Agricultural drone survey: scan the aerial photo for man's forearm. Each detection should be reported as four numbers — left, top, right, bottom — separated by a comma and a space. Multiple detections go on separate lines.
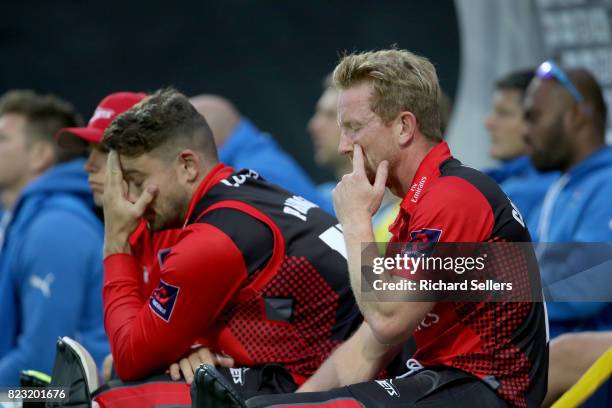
298, 323, 398, 392
342, 220, 434, 346
342, 220, 375, 312
343, 221, 404, 322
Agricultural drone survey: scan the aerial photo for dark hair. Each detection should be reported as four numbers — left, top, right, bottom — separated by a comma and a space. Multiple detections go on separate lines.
568, 68, 608, 137
0, 89, 83, 163
103, 88, 218, 161
495, 69, 535, 94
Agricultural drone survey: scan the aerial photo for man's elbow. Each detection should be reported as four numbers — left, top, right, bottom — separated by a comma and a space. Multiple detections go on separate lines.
112, 352, 148, 382
112, 359, 137, 382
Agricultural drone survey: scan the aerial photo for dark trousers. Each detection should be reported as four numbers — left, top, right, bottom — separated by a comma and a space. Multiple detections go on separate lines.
246, 368, 507, 408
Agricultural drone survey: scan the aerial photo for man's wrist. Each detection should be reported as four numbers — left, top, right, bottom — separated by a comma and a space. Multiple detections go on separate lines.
104, 236, 131, 257
341, 218, 373, 240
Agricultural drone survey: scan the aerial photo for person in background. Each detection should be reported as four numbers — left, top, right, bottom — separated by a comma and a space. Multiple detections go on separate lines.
524, 61, 612, 337
484, 69, 557, 237
190, 95, 333, 214
0, 90, 108, 385
524, 61, 612, 406
308, 74, 352, 199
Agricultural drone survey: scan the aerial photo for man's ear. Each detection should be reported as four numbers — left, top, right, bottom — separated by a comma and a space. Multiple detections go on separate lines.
397, 111, 417, 146
176, 149, 201, 184
570, 102, 592, 131
28, 141, 55, 175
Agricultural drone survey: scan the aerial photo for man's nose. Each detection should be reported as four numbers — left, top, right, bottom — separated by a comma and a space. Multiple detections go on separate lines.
337, 132, 353, 156
84, 152, 96, 173
127, 187, 139, 204
307, 115, 318, 136
484, 114, 495, 131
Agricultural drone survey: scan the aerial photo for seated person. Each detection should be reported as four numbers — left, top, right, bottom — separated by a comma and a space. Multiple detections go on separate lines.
484, 68, 557, 237
99, 88, 361, 397
0, 90, 107, 385
202, 48, 549, 408
190, 95, 333, 213
56, 91, 184, 382
523, 62, 612, 337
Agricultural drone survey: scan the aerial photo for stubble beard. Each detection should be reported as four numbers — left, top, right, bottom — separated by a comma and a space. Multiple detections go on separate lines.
148, 190, 189, 232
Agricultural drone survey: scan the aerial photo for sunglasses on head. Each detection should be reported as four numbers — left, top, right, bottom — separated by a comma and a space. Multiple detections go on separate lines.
535, 60, 585, 103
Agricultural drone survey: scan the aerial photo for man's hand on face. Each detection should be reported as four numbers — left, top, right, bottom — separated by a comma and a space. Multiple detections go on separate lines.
169, 347, 235, 384
103, 150, 158, 256
332, 145, 388, 228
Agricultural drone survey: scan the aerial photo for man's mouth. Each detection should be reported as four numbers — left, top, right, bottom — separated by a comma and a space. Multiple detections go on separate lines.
89, 182, 103, 193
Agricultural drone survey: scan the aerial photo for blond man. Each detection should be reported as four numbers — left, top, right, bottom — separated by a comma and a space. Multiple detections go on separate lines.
196, 49, 548, 408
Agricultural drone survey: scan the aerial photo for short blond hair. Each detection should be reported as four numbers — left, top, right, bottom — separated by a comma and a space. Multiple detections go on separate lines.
333, 49, 442, 141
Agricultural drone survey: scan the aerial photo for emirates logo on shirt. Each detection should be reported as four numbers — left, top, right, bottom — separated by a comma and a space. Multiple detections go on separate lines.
410, 176, 428, 203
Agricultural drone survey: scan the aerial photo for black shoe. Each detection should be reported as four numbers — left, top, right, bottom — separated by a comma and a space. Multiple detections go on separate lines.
191, 364, 247, 408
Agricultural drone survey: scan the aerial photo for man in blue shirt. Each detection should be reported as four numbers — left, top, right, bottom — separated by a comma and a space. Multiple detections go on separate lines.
524, 62, 612, 338
0, 90, 108, 385
190, 95, 333, 213
484, 69, 557, 236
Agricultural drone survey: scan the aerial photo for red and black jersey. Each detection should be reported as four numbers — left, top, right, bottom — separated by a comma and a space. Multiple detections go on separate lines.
389, 142, 548, 407
129, 221, 181, 302
104, 164, 360, 384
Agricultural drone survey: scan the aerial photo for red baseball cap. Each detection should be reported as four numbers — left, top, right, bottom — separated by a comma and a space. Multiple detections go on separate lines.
56, 91, 147, 151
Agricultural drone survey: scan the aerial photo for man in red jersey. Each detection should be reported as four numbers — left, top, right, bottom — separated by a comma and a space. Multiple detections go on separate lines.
56, 92, 186, 380
100, 88, 360, 395
209, 49, 548, 408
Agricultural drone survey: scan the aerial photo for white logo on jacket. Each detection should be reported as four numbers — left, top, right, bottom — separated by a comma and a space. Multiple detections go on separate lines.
220, 170, 260, 187
29, 273, 54, 298
283, 196, 317, 221
375, 379, 400, 397
230, 367, 250, 385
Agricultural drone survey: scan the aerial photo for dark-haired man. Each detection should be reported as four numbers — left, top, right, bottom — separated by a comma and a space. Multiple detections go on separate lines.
56, 92, 180, 304
524, 61, 612, 337
0, 90, 108, 385
55, 91, 185, 381
523, 62, 612, 405
100, 88, 360, 395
